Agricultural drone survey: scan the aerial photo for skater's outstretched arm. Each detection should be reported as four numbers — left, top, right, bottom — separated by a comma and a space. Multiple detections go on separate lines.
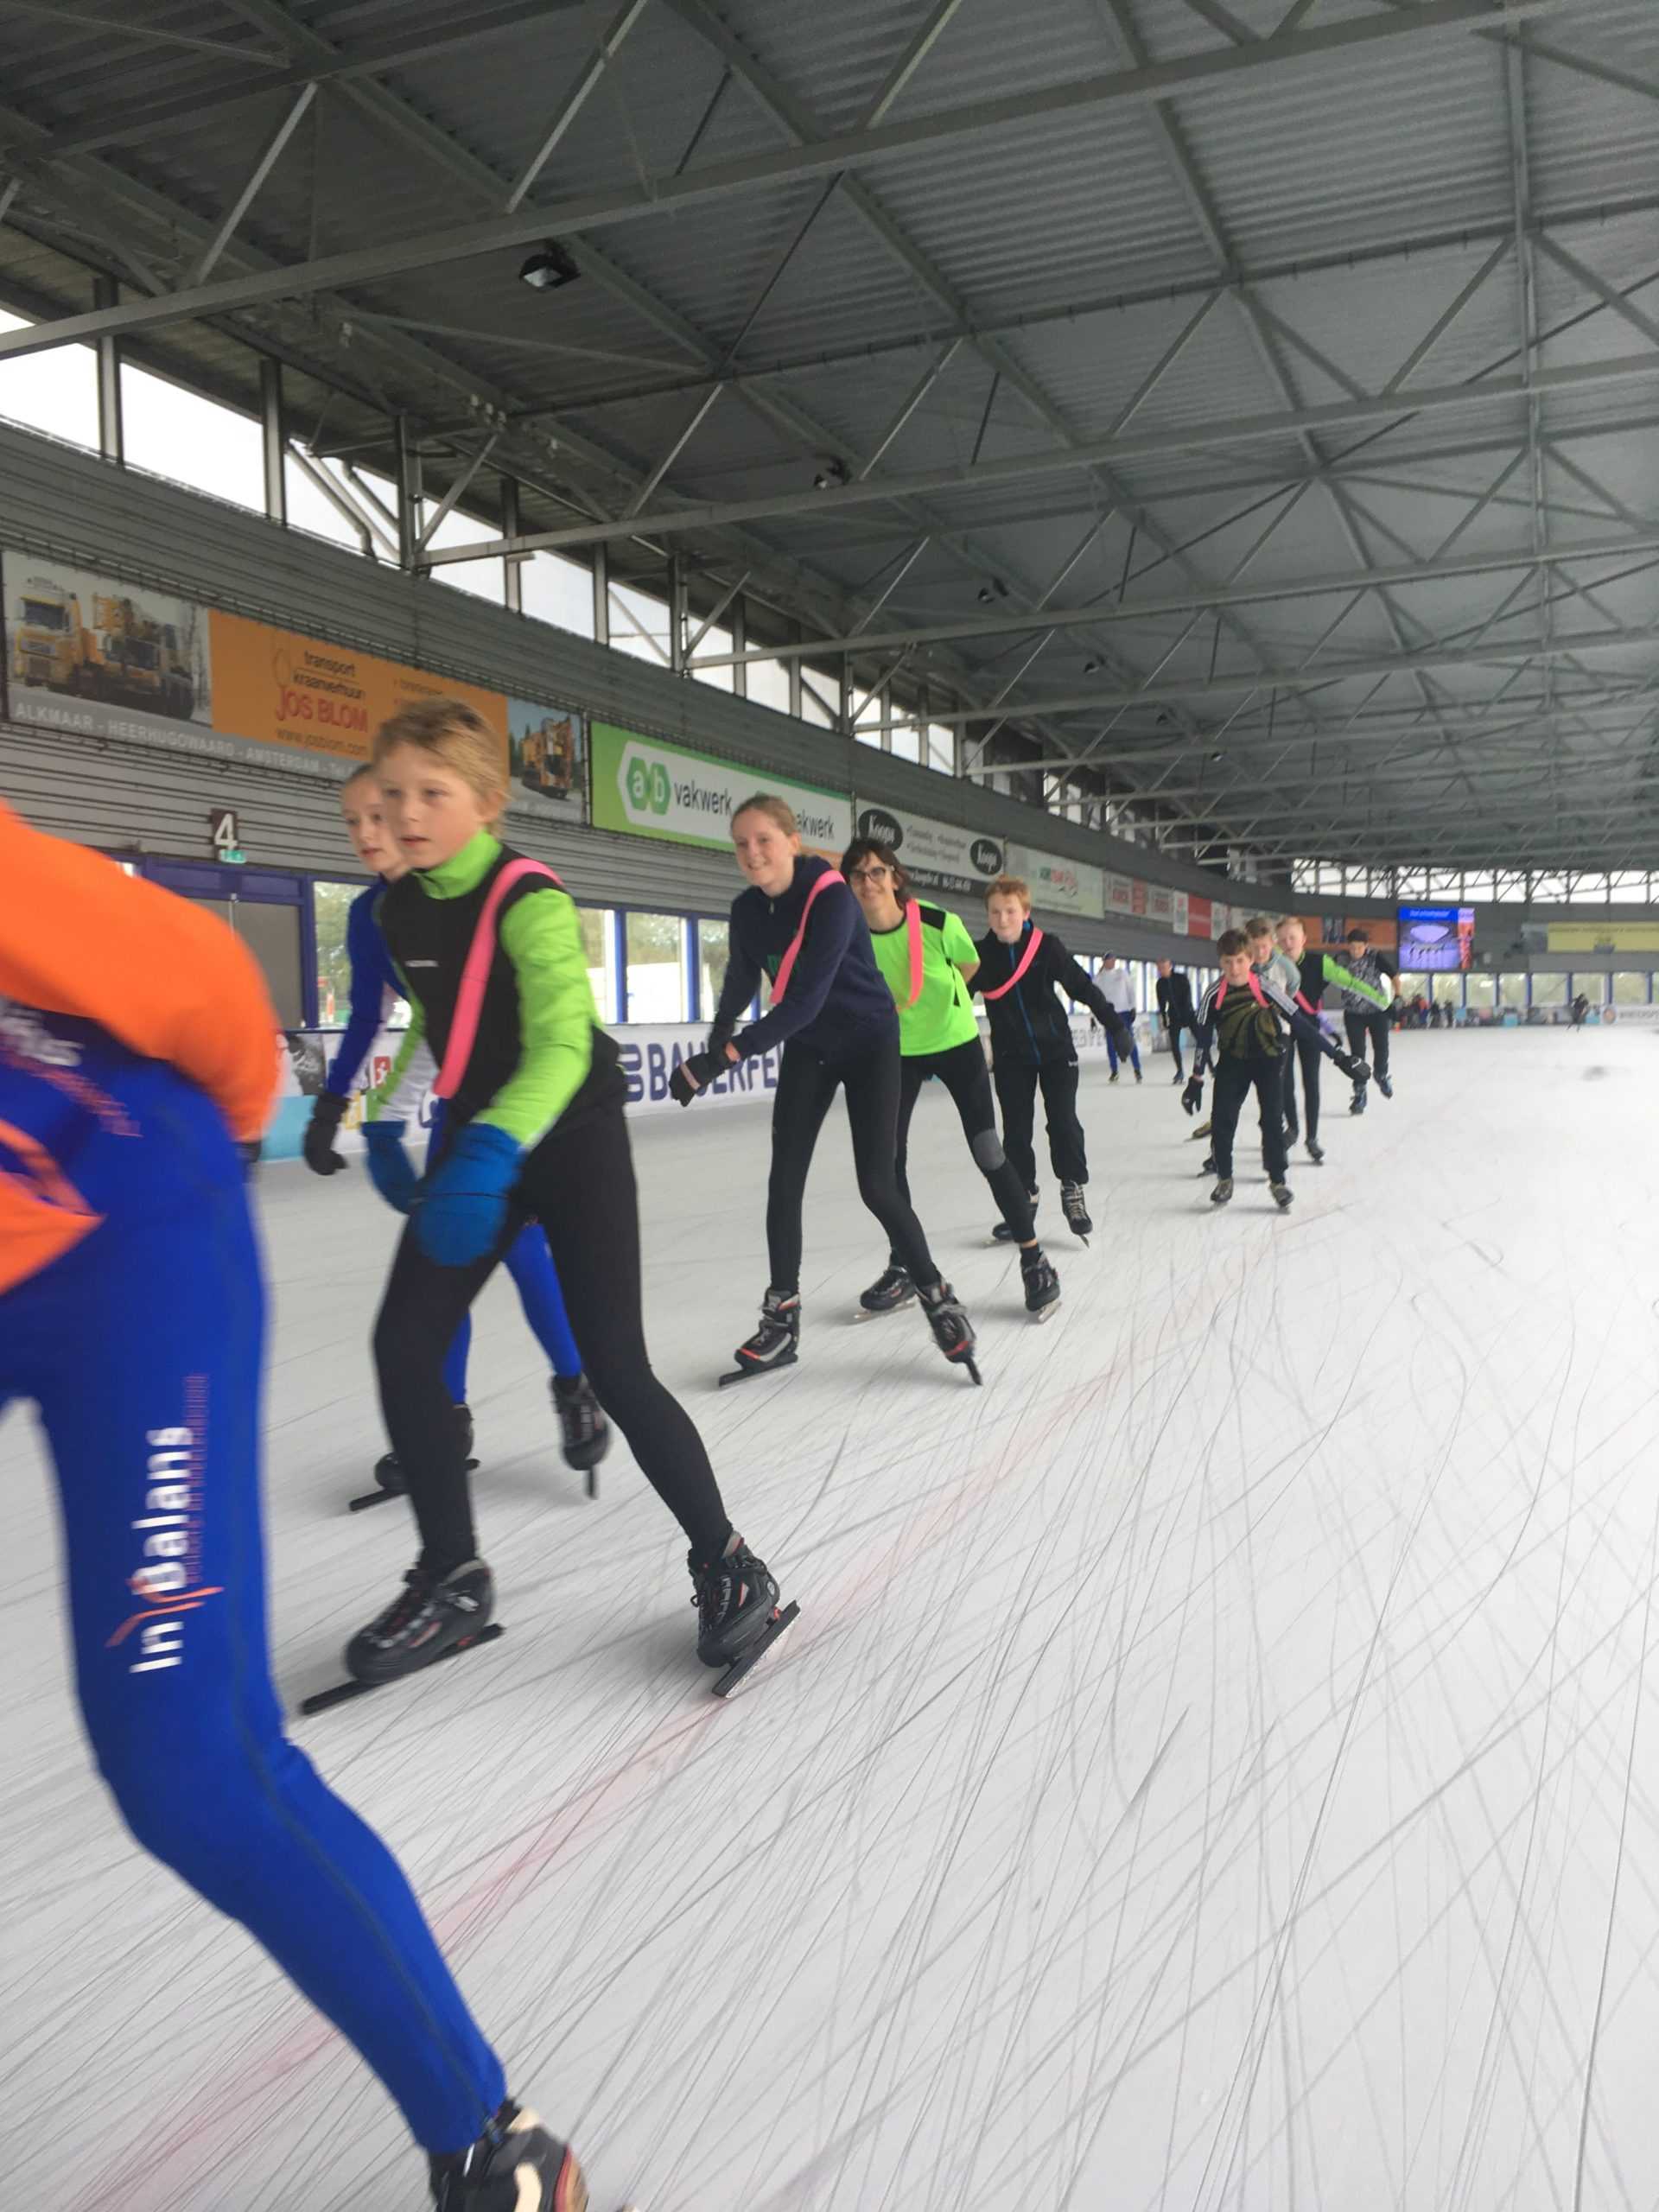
0, 800, 274, 1141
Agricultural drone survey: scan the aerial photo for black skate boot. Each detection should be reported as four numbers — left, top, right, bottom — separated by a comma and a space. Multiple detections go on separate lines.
1270, 1181, 1294, 1211
353, 1403, 476, 1514
550, 1372, 608, 1492
1060, 1181, 1092, 1243
1306, 1136, 1325, 1164
1109, 1068, 1119, 1084
1134, 1065, 1142, 1084
1377, 1074, 1394, 1099
1350, 1082, 1368, 1115
993, 1190, 1039, 1243
919, 1280, 981, 1383
1198, 1154, 1216, 1176
429, 2101, 587, 2212
346, 1560, 496, 1686
1211, 1177, 1234, 1206
1020, 1245, 1061, 1322
718, 1288, 800, 1387
690, 1536, 798, 1697
857, 1264, 915, 1318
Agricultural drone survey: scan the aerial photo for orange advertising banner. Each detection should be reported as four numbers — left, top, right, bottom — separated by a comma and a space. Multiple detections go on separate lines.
207, 609, 507, 768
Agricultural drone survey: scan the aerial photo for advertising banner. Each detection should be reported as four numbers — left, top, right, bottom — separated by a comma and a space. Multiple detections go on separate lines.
1106, 873, 1135, 914
1546, 920, 1659, 952
590, 721, 849, 853
1173, 891, 1189, 936
855, 799, 1005, 898
1186, 894, 1210, 938
3, 547, 588, 821
1007, 842, 1104, 919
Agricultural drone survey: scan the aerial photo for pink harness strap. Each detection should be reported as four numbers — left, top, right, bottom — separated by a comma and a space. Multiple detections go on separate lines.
981, 927, 1044, 1001
771, 868, 844, 1002
1215, 973, 1268, 1010
433, 856, 564, 1100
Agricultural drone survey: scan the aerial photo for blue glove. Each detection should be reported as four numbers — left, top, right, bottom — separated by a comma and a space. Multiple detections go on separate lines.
415, 1122, 523, 1267
363, 1121, 419, 1213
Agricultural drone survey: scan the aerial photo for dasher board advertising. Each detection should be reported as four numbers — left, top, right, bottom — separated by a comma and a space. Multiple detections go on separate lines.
855, 801, 1004, 897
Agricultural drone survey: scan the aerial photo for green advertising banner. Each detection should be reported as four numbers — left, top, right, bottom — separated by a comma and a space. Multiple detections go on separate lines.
590, 721, 852, 853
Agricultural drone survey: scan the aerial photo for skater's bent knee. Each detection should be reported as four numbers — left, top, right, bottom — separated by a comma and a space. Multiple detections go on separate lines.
969, 1128, 1006, 1176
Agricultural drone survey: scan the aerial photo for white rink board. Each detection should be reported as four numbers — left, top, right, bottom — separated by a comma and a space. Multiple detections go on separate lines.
6, 1029, 1659, 2210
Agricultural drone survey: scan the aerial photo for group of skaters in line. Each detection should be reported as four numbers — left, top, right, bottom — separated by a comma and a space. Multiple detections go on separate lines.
0, 686, 1405, 2212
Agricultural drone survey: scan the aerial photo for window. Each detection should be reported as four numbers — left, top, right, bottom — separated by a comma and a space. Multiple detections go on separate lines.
1612, 971, 1649, 1004
1530, 971, 1567, 1007
423, 499, 505, 605
1432, 972, 1461, 1007
1497, 974, 1527, 1007
890, 721, 921, 764
747, 658, 791, 715
625, 912, 686, 1021
1462, 874, 1496, 901
1465, 972, 1495, 1009
312, 880, 411, 1031
1529, 874, 1567, 902
609, 581, 671, 665
522, 550, 594, 639
1609, 873, 1648, 899
690, 620, 734, 692
122, 364, 264, 512
928, 722, 955, 774
799, 668, 837, 728
1571, 973, 1606, 1006
0, 308, 97, 448
579, 906, 618, 1024
698, 918, 733, 1021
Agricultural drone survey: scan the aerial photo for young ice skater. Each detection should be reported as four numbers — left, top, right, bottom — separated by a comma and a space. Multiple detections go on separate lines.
0, 801, 588, 2210
1096, 956, 1141, 1082
969, 874, 1132, 1242
355, 701, 792, 1695
1184, 928, 1369, 1209
1155, 959, 1198, 1082
674, 796, 981, 1382
302, 765, 608, 1494
842, 835, 1060, 1322
1338, 925, 1396, 1108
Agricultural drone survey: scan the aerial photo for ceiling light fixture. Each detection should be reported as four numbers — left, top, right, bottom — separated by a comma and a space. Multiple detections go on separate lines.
518, 242, 582, 291
813, 457, 849, 489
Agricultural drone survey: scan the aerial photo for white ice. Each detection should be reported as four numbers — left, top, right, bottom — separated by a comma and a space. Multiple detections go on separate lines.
5, 1028, 1659, 2212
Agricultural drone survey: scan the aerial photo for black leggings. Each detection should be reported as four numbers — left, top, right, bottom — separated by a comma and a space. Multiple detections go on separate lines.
1344, 1006, 1391, 1081
891, 1036, 1036, 1262
1212, 1056, 1287, 1181
767, 1033, 938, 1298
993, 1057, 1087, 1190
374, 1055, 732, 1576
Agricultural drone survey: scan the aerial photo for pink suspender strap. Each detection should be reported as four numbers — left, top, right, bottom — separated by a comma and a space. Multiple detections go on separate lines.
432, 856, 564, 1100
770, 869, 845, 1003
903, 900, 925, 1009
1215, 973, 1267, 1013
981, 927, 1044, 1001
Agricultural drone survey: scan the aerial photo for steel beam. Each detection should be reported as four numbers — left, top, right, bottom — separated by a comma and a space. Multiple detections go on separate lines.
504, 0, 651, 212
188, 82, 317, 287
0, 1, 286, 62
91, 273, 120, 462
0, 0, 1569, 358
260, 355, 285, 524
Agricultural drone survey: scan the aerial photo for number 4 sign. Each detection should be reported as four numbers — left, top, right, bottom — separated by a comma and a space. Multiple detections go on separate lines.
209, 806, 245, 862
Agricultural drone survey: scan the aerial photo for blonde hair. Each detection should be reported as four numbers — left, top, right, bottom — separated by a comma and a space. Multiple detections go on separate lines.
1245, 914, 1274, 939
731, 792, 799, 838
986, 874, 1031, 908
372, 696, 507, 820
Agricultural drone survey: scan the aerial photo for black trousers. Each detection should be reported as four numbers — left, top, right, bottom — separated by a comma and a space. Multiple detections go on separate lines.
374, 1054, 732, 1576
890, 1036, 1036, 1262
1165, 1018, 1197, 1078
1344, 1006, 1391, 1082
993, 1055, 1087, 1190
1282, 1029, 1322, 1143
1211, 1055, 1288, 1181
766, 1033, 938, 1299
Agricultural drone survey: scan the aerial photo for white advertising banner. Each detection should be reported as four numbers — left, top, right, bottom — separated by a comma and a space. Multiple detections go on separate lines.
1007, 843, 1105, 919
854, 800, 1006, 898
1173, 890, 1189, 935
1145, 881, 1174, 925
1106, 873, 1136, 915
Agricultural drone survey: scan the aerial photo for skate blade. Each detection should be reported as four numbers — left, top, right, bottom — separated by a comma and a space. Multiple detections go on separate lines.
716, 1351, 799, 1389
852, 1300, 913, 1321
347, 1456, 477, 1514
712, 1600, 800, 1700
298, 1622, 505, 1717
962, 1357, 983, 1385
1028, 1301, 1061, 1324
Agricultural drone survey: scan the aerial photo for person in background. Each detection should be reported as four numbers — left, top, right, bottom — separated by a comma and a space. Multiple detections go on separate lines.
302, 764, 608, 1496
1154, 958, 1198, 1083
1247, 916, 1303, 1151
0, 799, 588, 2212
1097, 955, 1141, 1083
1339, 926, 1396, 1108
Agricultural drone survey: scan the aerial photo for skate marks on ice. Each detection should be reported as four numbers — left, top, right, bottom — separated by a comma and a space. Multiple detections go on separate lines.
8, 1038, 1659, 2207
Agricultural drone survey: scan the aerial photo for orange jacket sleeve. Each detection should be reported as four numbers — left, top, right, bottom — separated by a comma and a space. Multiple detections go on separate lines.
0, 803, 278, 1140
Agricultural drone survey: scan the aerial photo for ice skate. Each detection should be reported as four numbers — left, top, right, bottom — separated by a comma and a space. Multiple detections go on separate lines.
1020, 1245, 1061, 1322
919, 1280, 982, 1384
992, 1190, 1039, 1243
1350, 1086, 1368, 1116
1377, 1074, 1394, 1099
1134, 1066, 1142, 1084
1197, 1154, 1216, 1176
1060, 1181, 1092, 1243
1190, 1117, 1212, 1141
1109, 1069, 1119, 1084
551, 1372, 608, 1495
690, 1536, 798, 1698
1270, 1181, 1294, 1211
303, 1561, 503, 1713
351, 1402, 476, 1514
1306, 1136, 1325, 1164
718, 1288, 800, 1387
429, 2101, 588, 2212
856, 1264, 915, 1319
1171, 1069, 1184, 1084
1211, 1177, 1234, 1206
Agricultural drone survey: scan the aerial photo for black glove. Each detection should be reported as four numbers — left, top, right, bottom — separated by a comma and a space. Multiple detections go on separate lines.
302, 1089, 350, 1175
1332, 1049, 1369, 1084
1181, 1077, 1204, 1116
670, 1047, 728, 1108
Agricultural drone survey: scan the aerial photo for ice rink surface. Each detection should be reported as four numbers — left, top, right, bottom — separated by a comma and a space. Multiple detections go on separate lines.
5, 1027, 1659, 2212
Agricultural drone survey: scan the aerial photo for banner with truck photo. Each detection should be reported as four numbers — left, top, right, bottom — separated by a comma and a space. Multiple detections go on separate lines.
590, 721, 849, 853
1, 547, 588, 824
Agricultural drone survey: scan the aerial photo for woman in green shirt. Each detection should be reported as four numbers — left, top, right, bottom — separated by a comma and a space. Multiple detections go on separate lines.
842, 836, 1060, 1322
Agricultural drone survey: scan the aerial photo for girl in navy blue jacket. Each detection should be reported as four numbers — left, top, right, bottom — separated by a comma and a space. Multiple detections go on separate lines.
673, 793, 978, 1383
301, 765, 607, 1490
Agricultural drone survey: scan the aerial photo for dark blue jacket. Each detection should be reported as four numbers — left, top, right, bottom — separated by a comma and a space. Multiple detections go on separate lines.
711, 855, 896, 1065
325, 882, 401, 1097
